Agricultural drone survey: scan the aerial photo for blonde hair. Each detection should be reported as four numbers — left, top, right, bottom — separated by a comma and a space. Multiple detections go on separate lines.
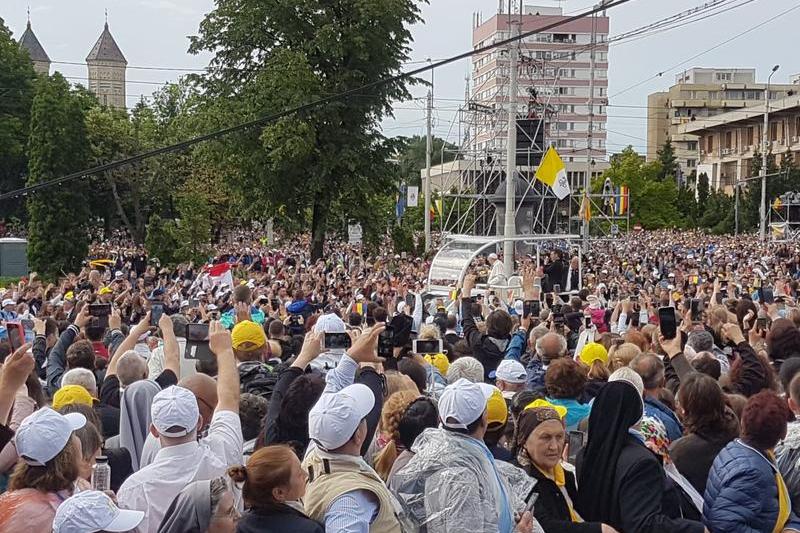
385, 371, 418, 398
418, 324, 441, 340
587, 359, 610, 381
373, 391, 419, 480
609, 342, 642, 371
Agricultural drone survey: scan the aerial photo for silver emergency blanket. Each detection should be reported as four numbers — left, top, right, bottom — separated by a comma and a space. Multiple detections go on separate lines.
391, 427, 541, 533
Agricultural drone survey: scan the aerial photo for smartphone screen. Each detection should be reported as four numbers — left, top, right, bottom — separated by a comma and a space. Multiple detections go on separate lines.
523, 300, 541, 319
184, 323, 212, 360
584, 315, 592, 329
567, 430, 586, 465
6, 323, 25, 351
89, 303, 112, 317
378, 327, 394, 358
413, 339, 443, 355
186, 323, 209, 342
690, 299, 702, 322
150, 303, 164, 327
756, 317, 768, 331
553, 284, 562, 294
658, 307, 677, 340
324, 332, 352, 351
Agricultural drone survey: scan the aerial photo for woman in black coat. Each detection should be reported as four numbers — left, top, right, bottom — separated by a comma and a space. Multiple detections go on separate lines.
513, 401, 613, 533
575, 374, 705, 533
670, 372, 739, 494
229, 445, 323, 533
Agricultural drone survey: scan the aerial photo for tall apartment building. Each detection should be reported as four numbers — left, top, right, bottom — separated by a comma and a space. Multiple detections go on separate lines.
471, 4, 610, 187
647, 68, 799, 179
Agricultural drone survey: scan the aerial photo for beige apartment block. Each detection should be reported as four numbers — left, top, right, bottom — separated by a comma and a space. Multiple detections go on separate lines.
647, 68, 799, 179
678, 95, 800, 194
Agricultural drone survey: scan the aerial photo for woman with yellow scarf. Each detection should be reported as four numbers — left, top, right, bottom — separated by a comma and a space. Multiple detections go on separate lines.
513, 400, 618, 533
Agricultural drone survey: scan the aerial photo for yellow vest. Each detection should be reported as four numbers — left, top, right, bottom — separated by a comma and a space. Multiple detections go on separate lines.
302, 448, 402, 533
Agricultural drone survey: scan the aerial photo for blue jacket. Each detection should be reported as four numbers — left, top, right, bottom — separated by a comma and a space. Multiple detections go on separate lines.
644, 396, 684, 442
704, 439, 800, 533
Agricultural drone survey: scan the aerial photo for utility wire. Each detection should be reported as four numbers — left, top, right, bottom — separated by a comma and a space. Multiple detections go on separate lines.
0, 0, 634, 202
610, 2, 800, 98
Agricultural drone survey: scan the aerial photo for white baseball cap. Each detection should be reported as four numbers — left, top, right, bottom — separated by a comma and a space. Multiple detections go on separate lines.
488, 253, 498, 260
207, 304, 218, 311
53, 490, 145, 533
494, 360, 527, 384
314, 312, 346, 334
14, 408, 86, 466
1, 298, 15, 308
114, 271, 124, 279
151, 386, 200, 438
309, 384, 374, 450
438, 378, 495, 429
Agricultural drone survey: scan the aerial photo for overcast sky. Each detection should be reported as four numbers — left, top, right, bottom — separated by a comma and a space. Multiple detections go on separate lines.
4, 0, 799, 161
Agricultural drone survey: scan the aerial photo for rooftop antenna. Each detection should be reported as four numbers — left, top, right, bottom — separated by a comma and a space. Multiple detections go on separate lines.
105, 8, 109, 26
27, 5, 31, 24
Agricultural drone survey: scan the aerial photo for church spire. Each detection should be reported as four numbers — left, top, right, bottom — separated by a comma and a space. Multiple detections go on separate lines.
19, 12, 51, 75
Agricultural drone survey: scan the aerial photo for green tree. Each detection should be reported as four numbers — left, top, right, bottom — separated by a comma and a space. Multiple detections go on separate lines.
656, 140, 678, 181
189, 0, 423, 260
26, 73, 91, 276
0, 18, 37, 222
145, 214, 178, 265
171, 190, 212, 264
396, 135, 458, 186
696, 172, 709, 213
597, 146, 680, 228
676, 184, 698, 227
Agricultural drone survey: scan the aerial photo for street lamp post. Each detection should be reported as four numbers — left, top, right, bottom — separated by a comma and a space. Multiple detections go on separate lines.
759, 64, 779, 241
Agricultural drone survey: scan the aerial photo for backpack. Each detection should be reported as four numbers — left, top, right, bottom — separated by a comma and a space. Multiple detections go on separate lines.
238, 361, 285, 399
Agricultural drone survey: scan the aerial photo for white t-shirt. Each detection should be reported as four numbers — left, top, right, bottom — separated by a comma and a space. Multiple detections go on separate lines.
117, 409, 243, 532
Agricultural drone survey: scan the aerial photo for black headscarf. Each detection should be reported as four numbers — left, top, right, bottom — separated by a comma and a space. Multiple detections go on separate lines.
575, 380, 643, 522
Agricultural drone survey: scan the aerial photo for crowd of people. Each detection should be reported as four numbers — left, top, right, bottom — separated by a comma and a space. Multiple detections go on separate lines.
1, 228, 800, 532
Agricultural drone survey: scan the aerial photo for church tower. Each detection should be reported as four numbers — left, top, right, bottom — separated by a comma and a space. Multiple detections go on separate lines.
86, 19, 127, 109
18, 16, 50, 75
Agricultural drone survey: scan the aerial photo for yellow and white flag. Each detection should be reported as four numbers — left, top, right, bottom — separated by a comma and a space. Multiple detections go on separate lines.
535, 147, 570, 200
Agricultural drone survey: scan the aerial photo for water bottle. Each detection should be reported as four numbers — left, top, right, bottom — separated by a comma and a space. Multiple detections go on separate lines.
92, 455, 111, 492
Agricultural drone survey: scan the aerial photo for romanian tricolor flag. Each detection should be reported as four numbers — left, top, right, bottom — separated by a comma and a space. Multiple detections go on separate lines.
355, 302, 365, 315
615, 186, 629, 215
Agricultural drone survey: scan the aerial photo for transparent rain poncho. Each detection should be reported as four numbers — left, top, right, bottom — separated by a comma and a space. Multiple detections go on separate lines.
391, 427, 542, 533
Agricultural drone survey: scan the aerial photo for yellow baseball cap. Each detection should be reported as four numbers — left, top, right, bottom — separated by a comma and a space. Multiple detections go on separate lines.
424, 352, 450, 376
524, 398, 568, 419
486, 387, 508, 427
98, 287, 113, 295
231, 320, 266, 350
64, 291, 75, 301
579, 342, 609, 367
52, 385, 95, 410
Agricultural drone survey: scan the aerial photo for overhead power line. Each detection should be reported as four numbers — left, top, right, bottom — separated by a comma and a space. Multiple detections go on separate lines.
610, 1, 800, 98
0, 0, 634, 202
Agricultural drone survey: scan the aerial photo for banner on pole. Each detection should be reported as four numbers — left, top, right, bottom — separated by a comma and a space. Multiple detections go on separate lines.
407, 186, 419, 207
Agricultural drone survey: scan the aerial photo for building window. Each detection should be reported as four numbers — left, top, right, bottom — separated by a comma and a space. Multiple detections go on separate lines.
687, 141, 698, 151
716, 72, 732, 81
706, 136, 714, 153
687, 159, 697, 168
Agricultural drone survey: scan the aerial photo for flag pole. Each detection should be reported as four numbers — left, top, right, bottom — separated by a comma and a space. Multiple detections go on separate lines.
503, 17, 520, 278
